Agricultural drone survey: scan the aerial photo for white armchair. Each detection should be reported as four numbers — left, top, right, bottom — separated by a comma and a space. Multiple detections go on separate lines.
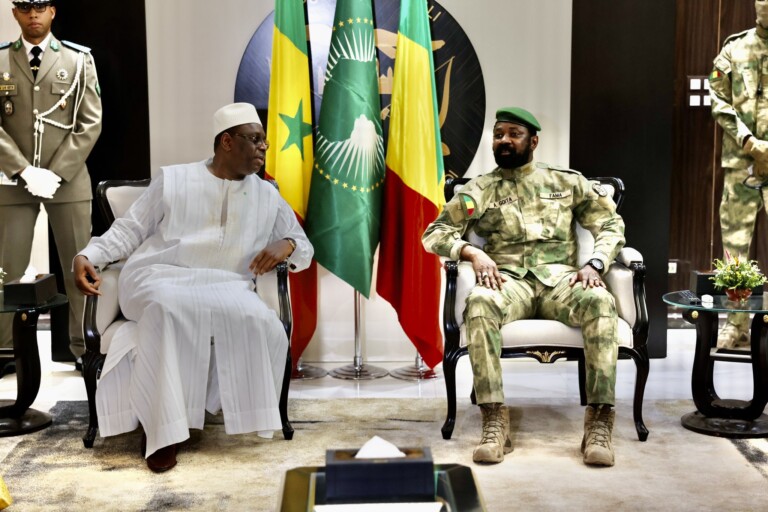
81, 179, 294, 448
440, 176, 649, 442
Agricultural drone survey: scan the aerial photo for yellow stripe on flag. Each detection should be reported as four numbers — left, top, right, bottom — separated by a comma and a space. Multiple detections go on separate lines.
265, 27, 314, 219
385, 35, 443, 211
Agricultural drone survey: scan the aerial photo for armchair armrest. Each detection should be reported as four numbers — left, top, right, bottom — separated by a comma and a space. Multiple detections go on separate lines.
616, 247, 643, 266
254, 262, 292, 341
82, 263, 123, 353
603, 261, 636, 326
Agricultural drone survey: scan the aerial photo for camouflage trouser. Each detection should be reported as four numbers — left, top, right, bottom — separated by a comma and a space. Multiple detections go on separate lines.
720, 168, 768, 330
464, 272, 618, 406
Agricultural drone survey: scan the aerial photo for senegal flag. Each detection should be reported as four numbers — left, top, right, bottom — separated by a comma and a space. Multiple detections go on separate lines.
304, 0, 384, 297
266, 0, 317, 367
376, 0, 445, 368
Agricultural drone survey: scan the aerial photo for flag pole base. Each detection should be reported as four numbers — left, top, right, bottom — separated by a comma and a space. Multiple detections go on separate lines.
389, 364, 440, 381
291, 363, 328, 380
329, 363, 388, 380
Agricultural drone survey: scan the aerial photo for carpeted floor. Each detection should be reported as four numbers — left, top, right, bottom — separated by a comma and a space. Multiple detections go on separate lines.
1, 398, 767, 511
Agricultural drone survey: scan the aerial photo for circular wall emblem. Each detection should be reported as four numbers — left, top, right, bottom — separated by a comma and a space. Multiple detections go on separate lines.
235, 0, 485, 179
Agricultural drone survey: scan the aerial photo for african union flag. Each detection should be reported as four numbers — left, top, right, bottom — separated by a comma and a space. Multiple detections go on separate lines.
304, 0, 384, 298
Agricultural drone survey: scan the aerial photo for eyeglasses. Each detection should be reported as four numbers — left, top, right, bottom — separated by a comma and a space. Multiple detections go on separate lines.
14, 2, 52, 14
233, 133, 269, 149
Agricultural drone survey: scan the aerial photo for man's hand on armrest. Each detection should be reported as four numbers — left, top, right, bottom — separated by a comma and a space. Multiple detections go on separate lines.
74, 255, 102, 296
460, 245, 506, 290
249, 239, 295, 276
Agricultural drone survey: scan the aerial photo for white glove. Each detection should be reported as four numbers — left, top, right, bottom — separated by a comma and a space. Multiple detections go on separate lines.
19, 165, 61, 199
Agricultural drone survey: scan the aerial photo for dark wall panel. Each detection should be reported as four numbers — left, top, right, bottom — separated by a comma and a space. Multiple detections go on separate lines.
670, 1, 758, 288
45, 0, 150, 358
571, 1, 676, 358
670, 0, 721, 291
51, 0, 151, 236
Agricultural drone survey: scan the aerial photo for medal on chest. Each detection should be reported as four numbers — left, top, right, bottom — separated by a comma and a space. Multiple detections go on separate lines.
3, 98, 13, 116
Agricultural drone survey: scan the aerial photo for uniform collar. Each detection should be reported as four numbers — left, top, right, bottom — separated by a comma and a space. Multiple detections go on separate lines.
500, 160, 536, 180
20, 32, 52, 57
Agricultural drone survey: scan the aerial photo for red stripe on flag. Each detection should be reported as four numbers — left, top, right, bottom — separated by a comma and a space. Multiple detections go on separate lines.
289, 260, 317, 366
377, 168, 443, 368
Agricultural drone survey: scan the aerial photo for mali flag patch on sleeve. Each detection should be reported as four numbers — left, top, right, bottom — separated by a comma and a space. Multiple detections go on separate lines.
460, 193, 478, 218
709, 69, 724, 82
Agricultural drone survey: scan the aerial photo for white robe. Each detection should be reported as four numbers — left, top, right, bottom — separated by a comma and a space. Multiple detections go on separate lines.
78, 161, 312, 457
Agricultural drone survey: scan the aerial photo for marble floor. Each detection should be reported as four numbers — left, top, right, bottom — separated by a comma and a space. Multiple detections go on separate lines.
1, 326, 762, 467
0, 328, 757, 412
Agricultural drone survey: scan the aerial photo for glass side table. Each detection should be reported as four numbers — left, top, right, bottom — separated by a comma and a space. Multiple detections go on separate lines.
663, 291, 768, 438
0, 292, 68, 436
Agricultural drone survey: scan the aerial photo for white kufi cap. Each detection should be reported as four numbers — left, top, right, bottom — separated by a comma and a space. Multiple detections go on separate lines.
213, 103, 262, 137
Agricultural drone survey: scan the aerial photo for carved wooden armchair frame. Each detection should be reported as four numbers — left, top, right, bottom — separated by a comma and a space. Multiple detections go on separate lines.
440, 176, 650, 442
81, 179, 294, 447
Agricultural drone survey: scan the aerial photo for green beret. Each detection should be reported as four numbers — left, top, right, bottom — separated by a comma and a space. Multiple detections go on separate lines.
495, 107, 541, 132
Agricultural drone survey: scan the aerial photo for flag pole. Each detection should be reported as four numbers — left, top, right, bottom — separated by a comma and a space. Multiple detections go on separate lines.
291, 358, 327, 380
390, 352, 440, 381
329, 291, 388, 380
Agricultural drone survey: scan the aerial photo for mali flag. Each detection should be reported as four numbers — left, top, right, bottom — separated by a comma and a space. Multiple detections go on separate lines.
376, 0, 445, 368
266, 0, 317, 367
304, 0, 384, 297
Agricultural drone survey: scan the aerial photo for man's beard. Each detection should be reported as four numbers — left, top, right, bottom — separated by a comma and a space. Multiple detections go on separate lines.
494, 142, 532, 169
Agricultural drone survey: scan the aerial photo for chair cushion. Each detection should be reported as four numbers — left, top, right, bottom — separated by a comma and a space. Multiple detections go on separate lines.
96, 264, 123, 336
460, 317, 633, 350
100, 319, 129, 355
106, 186, 147, 219
254, 271, 280, 313
452, 260, 637, 327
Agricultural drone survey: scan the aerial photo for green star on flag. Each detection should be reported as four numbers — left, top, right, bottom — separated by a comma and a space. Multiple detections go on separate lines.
279, 99, 313, 157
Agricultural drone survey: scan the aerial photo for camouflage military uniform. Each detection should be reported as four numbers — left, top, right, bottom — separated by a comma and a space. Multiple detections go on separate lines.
709, 26, 768, 345
710, 26, 768, 258
422, 161, 626, 405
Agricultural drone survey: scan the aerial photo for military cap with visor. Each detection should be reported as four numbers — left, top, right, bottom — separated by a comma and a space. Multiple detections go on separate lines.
495, 107, 542, 132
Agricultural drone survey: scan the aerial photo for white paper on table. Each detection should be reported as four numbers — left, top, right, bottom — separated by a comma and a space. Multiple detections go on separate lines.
315, 503, 442, 512
354, 435, 406, 459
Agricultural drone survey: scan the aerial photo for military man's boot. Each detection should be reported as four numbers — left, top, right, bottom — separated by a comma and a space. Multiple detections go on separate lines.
717, 312, 750, 349
472, 403, 512, 464
581, 404, 615, 467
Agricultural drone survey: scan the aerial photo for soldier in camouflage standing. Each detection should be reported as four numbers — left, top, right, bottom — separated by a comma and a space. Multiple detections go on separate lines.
422, 107, 625, 467
709, 1, 768, 348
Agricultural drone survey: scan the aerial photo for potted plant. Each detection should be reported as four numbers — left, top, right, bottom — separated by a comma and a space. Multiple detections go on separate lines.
710, 251, 767, 303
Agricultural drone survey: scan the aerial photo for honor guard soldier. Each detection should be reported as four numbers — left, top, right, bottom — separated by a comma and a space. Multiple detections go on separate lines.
0, 0, 103, 375
423, 107, 625, 467
709, 1, 768, 349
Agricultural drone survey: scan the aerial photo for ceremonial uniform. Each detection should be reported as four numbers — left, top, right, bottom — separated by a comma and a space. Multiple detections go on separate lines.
422, 161, 626, 405
0, 34, 102, 356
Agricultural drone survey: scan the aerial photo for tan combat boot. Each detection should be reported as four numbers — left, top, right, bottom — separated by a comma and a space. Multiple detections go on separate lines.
581, 404, 615, 467
717, 313, 750, 349
472, 403, 512, 464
